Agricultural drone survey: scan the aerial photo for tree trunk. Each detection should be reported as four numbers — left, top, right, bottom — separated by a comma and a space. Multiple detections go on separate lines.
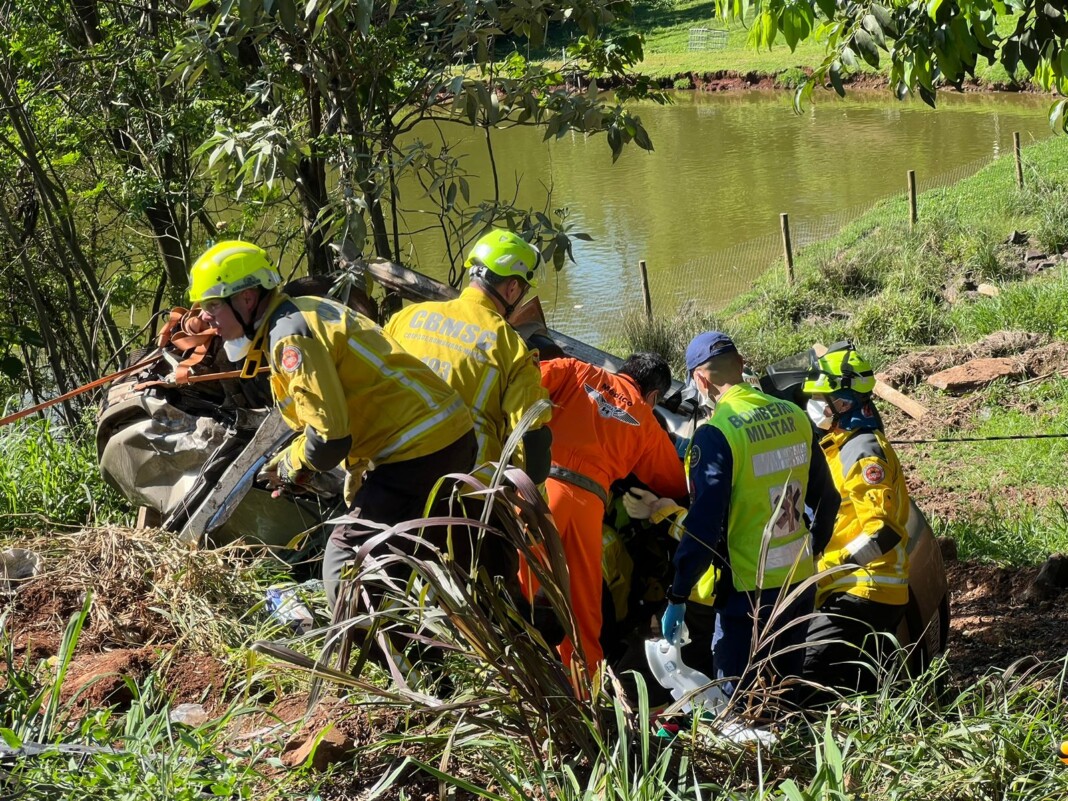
296, 78, 330, 275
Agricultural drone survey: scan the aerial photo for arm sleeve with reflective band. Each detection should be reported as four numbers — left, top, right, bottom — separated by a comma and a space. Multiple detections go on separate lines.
806, 429, 841, 556
836, 455, 906, 567
502, 332, 552, 434
670, 424, 733, 598
274, 334, 352, 472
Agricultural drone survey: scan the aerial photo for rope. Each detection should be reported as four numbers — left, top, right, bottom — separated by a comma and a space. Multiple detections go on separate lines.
890, 432, 1068, 445
0, 355, 160, 428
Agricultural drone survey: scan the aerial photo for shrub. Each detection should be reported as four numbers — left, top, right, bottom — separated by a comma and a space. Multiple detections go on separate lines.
774, 67, 808, 89
621, 307, 721, 377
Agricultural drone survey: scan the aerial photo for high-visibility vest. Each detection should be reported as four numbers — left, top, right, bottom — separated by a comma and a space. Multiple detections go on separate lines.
685, 383, 814, 596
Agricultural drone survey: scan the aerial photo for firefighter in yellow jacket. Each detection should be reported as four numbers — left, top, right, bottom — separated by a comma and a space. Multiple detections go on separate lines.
801, 343, 911, 697
188, 241, 476, 610
384, 229, 553, 487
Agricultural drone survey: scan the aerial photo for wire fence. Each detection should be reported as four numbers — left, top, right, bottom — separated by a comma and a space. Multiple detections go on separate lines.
570, 148, 1015, 347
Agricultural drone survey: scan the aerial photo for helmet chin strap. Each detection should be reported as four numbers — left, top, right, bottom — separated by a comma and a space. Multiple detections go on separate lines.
476, 273, 523, 318
226, 291, 265, 340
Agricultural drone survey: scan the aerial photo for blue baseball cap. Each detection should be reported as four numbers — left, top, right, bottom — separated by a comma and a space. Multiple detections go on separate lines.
685, 331, 738, 373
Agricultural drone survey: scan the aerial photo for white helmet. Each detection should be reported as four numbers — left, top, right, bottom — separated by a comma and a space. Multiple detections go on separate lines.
644, 636, 728, 715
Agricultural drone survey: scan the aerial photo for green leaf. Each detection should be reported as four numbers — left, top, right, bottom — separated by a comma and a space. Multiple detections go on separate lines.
356, 0, 372, 37
279, 0, 296, 31
17, 326, 45, 347
633, 125, 653, 151
793, 77, 815, 112
187, 0, 215, 10
815, 0, 836, 19
871, 4, 897, 36
861, 15, 887, 49
0, 355, 23, 379
0, 728, 22, 749
853, 30, 880, 67
829, 62, 846, 96
927, 0, 945, 19
783, 10, 799, 50
840, 46, 858, 70
1048, 98, 1068, 132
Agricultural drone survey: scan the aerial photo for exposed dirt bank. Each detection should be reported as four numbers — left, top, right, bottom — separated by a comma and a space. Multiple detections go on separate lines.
606, 68, 1044, 95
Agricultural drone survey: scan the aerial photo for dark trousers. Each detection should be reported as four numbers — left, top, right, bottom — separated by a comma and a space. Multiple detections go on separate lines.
680, 601, 719, 682
711, 584, 816, 708
802, 593, 906, 701
323, 430, 477, 608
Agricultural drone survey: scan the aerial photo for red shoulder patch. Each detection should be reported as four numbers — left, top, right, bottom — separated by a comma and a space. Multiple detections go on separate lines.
862, 463, 885, 485
280, 345, 302, 373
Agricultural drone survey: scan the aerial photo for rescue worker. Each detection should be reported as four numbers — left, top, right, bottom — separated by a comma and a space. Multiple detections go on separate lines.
534, 353, 688, 688
801, 344, 911, 698
626, 332, 839, 704
384, 229, 553, 488
187, 241, 476, 610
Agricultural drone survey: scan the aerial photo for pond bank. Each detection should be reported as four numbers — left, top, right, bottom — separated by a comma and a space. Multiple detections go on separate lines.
603, 67, 1046, 95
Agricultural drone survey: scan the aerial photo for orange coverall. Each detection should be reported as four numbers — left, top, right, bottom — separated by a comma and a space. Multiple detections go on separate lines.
536, 358, 687, 679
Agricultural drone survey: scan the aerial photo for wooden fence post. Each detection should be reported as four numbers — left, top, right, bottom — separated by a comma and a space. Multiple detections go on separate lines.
1013, 131, 1024, 189
907, 170, 918, 231
638, 259, 653, 320
780, 213, 794, 284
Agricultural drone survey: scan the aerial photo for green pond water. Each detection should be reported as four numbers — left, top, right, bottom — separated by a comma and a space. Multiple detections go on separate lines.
397, 89, 1056, 345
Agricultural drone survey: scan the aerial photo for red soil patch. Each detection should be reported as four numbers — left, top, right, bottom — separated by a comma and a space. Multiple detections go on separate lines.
945, 560, 1068, 684
60, 646, 158, 708
162, 650, 229, 710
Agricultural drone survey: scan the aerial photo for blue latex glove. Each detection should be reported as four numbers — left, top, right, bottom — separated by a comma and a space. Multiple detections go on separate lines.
661, 601, 687, 644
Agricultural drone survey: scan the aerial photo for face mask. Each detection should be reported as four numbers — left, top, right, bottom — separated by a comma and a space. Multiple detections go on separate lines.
690, 375, 716, 411
806, 398, 833, 430
223, 336, 252, 363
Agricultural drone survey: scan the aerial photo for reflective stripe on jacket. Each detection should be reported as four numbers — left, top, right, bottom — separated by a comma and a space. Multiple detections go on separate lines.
255, 293, 472, 470
818, 427, 910, 605
385, 286, 550, 483
689, 383, 815, 593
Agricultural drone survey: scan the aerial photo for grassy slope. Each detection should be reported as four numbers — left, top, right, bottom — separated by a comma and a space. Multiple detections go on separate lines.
618, 0, 1026, 85
622, 133, 1068, 564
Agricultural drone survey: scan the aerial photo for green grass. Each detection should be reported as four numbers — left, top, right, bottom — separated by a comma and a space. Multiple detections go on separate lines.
0, 410, 132, 533
620, 0, 1033, 86
628, 2, 831, 79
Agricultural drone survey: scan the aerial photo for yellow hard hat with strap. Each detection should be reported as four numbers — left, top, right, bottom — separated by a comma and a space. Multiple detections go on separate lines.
802, 342, 876, 395
189, 241, 281, 303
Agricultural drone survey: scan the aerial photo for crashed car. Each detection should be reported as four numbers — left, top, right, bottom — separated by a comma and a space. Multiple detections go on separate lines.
96, 279, 360, 549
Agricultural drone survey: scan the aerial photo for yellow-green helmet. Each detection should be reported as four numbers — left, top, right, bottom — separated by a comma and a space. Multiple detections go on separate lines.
464, 229, 541, 288
803, 344, 876, 395
189, 241, 281, 303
